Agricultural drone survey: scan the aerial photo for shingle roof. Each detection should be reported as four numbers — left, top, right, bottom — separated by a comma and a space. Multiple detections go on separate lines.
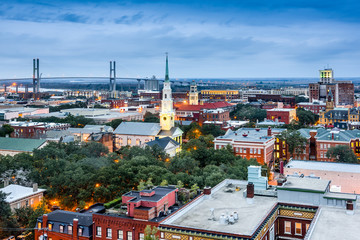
0, 137, 46, 152
39, 210, 93, 226
114, 122, 161, 136
146, 137, 180, 150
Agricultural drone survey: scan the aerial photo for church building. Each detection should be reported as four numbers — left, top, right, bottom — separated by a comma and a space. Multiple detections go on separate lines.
113, 54, 183, 149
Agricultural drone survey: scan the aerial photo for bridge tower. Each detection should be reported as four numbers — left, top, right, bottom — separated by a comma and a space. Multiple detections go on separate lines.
32, 58, 40, 97
109, 61, 116, 97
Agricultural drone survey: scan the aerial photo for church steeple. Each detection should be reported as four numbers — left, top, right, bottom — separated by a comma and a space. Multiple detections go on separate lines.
165, 52, 169, 82
160, 53, 175, 131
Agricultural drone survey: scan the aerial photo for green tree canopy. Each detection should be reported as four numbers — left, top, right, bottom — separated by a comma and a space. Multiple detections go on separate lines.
277, 130, 307, 158
326, 145, 359, 163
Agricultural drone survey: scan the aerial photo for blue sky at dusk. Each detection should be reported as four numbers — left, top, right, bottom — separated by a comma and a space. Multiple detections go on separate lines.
1, 0, 360, 79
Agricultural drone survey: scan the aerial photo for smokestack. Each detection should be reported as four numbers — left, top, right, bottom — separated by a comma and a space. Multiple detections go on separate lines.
267, 126, 272, 136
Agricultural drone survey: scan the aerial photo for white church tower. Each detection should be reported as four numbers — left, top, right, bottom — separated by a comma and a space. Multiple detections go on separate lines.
160, 53, 175, 131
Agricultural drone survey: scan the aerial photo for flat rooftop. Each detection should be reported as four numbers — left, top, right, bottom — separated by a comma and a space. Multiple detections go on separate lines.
309, 206, 360, 240
162, 180, 277, 236
286, 160, 360, 174
278, 177, 330, 193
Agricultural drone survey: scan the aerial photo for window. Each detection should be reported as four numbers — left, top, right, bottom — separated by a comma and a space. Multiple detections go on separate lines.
243, 148, 246, 153
284, 221, 291, 234
295, 222, 302, 235
139, 233, 144, 240
96, 226, 102, 237
107, 228, 112, 238
306, 224, 310, 231
25, 199, 29, 206
48, 223, 53, 231
59, 225, 64, 233
136, 139, 140, 145
240, 148, 243, 153
37, 222, 42, 229
118, 230, 123, 240
30, 198, 34, 205
68, 225, 73, 235
78, 227, 83, 236
320, 144, 323, 149
127, 138, 131, 145
127, 231, 132, 240
250, 148, 253, 154
254, 148, 257, 154
119, 138, 123, 145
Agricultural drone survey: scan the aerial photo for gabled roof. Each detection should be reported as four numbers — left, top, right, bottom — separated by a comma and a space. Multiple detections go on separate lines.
114, 122, 161, 136
0, 137, 46, 152
146, 137, 180, 150
158, 127, 183, 137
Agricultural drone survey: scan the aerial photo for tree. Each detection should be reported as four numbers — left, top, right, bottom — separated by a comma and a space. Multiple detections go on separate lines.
277, 130, 307, 158
326, 145, 359, 163
0, 191, 19, 238
201, 124, 225, 138
0, 124, 14, 137
144, 225, 159, 240
144, 112, 160, 123
231, 104, 266, 122
106, 119, 123, 129
296, 108, 318, 126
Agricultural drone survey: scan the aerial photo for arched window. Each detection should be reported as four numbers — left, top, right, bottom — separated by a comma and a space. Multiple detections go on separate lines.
127, 138, 131, 145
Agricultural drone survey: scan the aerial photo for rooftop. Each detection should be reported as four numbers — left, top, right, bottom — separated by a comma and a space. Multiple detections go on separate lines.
278, 177, 330, 193
267, 108, 295, 112
39, 210, 93, 226
114, 122, 161, 136
123, 186, 177, 203
145, 137, 180, 150
0, 137, 46, 152
308, 206, 360, 240
0, 184, 45, 203
215, 128, 284, 143
286, 160, 360, 174
162, 180, 277, 236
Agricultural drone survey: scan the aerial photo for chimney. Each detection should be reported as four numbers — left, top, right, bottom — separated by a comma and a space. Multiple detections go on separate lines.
42, 214, 48, 229
280, 161, 284, 175
73, 218, 78, 239
267, 126, 272, 136
346, 201, 354, 215
246, 182, 254, 198
33, 183, 38, 192
204, 186, 211, 195
4, 179, 9, 187
332, 133, 334, 140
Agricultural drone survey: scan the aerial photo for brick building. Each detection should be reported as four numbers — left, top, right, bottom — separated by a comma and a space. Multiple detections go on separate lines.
9, 121, 70, 139
297, 101, 326, 114
101, 99, 127, 109
214, 127, 285, 165
200, 90, 241, 101
199, 108, 230, 126
267, 108, 296, 124
248, 94, 296, 107
309, 68, 354, 106
92, 186, 178, 240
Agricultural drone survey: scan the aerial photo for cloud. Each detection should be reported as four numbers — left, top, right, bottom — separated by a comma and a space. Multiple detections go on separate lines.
0, 0, 360, 78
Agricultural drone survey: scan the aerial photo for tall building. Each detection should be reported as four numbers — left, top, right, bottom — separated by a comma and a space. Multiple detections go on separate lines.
188, 80, 198, 105
309, 68, 354, 106
160, 53, 175, 131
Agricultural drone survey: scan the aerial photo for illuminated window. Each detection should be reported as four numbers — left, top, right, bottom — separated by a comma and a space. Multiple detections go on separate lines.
127, 138, 131, 145
127, 231, 132, 240
118, 230, 123, 240
306, 224, 310, 231
295, 222, 302, 235
276, 152, 279, 158
284, 221, 291, 234
136, 139, 140, 145
37, 222, 42, 229
48, 223, 53, 231
68, 225, 73, 234
96, 226, 102, 237
106, 228, 112, 238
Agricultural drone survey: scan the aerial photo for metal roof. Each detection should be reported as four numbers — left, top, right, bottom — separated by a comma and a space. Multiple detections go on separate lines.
0, 184, 45, 203
0, 137, 46, 152
114, 122, 161, 136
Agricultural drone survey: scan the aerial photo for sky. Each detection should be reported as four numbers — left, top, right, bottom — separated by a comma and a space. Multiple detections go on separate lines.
1, 0, 360, 79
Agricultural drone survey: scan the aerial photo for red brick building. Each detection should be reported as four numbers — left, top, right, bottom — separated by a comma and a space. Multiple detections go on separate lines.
297, 102, 326, 114
267, 108, 296, 124
10, 121, 70, 139
101, 99, 127, 109
93, 186, 178, 240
